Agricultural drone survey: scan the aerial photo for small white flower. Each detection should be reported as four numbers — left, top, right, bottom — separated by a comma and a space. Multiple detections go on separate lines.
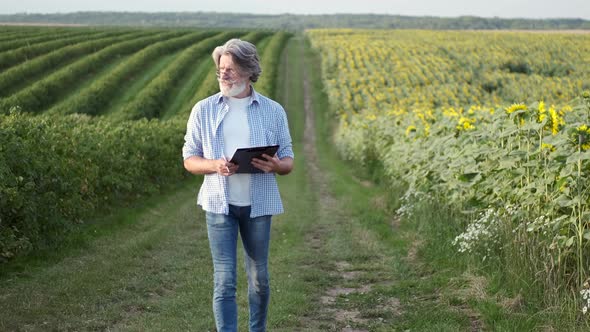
452, 207, 500, 256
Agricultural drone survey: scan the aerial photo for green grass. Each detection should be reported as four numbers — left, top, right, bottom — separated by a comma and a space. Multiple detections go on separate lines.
267, 34, 320, 330
0, 178, 216, 330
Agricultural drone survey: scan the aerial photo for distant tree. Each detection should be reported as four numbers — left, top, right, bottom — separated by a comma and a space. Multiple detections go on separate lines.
0, 12, 588, 30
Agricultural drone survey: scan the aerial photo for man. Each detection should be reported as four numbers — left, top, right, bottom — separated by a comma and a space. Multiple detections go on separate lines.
182, 38, 294, 332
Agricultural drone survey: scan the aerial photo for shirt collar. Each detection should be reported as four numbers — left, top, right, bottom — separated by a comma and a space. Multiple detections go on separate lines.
215, 86, 260, 106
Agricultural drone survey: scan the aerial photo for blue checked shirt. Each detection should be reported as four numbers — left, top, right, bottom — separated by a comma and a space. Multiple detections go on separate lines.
182, 88, 294, 217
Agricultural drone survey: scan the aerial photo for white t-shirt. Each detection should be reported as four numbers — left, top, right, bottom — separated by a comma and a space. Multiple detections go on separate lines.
223, 96, 251, 206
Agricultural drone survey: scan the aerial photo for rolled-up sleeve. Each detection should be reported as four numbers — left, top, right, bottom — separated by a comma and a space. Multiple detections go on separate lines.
182, 103, 203, 160
276, 107, 294, 160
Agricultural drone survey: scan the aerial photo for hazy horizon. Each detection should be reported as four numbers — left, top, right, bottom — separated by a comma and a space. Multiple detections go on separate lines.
0, 0, 589, 20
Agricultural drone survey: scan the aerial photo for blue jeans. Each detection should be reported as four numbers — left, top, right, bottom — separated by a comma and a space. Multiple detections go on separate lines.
206, 205, 272, 332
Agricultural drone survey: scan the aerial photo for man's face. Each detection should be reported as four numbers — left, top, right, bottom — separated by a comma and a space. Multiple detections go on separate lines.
218, 54, 248, 97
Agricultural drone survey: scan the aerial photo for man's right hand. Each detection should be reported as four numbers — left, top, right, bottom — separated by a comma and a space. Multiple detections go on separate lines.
184, 156, 237, 176
215, 158, 238, 176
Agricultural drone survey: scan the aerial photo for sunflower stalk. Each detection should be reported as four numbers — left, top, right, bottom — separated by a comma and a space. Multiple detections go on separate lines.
578, 91, 590, 295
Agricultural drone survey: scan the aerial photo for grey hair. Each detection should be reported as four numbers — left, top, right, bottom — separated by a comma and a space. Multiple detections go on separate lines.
212, 38, 262, 83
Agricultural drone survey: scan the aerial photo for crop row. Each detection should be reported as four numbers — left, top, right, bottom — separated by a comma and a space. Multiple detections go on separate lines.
0, 30, 145, 97
112, 31, 238, 121
0, 27, 88, 53
0, 30, 189, 114
45, 30, 216, 117
254, 31, 291, 99
0, 28, 46, 43
0, 29, 114, 71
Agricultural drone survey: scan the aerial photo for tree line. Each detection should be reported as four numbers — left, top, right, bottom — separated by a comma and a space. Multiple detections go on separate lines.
0, 12, 589, 30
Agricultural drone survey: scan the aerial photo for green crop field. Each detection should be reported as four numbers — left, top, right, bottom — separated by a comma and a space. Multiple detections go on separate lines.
0, 26, 290, 261
2, 25, 590, 329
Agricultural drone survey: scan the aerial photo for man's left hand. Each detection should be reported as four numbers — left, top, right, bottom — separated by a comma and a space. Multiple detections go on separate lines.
251, 154, 280, 173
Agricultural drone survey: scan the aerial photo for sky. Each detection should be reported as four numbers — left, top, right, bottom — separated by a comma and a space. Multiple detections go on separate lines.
0, 0, 589, 20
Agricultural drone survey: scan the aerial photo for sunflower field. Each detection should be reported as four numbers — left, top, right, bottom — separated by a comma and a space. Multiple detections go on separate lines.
307, 29, 590, 308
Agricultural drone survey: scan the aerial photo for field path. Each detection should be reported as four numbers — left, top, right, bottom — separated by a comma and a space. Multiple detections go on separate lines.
290, 36, 405, 331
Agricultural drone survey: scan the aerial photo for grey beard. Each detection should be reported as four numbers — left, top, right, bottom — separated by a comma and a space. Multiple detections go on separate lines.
219, 80, 247, 97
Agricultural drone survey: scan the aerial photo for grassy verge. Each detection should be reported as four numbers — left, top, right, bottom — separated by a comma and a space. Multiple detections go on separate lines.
0, 177, 219, 330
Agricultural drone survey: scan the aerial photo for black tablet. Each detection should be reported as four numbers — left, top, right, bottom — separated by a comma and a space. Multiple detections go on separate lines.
229, 145, 280, 173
